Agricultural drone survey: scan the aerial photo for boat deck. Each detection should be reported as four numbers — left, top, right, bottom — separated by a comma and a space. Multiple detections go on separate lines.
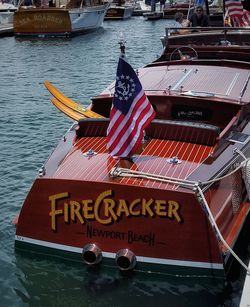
102, 64, 250, 106
52, 135, 214, 191
48, 60, 250, 192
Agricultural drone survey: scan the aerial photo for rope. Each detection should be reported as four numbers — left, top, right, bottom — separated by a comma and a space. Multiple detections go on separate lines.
195, 184, 250, 274
111, 155, 250, 188
201, 158, 249, 185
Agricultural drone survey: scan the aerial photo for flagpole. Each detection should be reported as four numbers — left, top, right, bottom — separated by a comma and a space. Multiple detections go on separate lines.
118, 34, 126, 58
222, 0, 225, 17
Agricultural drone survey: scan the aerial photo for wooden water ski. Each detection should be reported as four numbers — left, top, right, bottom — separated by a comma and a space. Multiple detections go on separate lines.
50, 98, 84, 121
44, 80, 104, 119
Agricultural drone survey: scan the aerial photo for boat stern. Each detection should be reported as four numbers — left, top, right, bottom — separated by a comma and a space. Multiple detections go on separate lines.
13, 8, 72, 37
15, 175, 225, 276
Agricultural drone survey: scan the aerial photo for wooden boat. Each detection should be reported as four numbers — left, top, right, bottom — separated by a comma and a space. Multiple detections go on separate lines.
13, 0, 110, 37
104, 0, 134, 19
14, 38, 250, 278
159, 27, 250, 62
163, 0, 224, 25
158, 0, 250, 60
163, 1, 192, 19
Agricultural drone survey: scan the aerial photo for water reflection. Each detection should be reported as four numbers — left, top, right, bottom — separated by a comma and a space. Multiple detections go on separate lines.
15, 252, 231, 307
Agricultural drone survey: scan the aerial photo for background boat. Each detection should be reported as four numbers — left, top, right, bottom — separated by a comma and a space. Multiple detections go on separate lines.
13, 0, 110, 37
160, 27, 250, 62
163, 1, 193, 19
133, 0, 151, 15
159, 0, 250, 60
0, 0, 17, 24
104, 0, 135, 19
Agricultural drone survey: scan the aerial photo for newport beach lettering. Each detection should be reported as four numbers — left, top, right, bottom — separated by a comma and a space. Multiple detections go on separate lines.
49, 190, 182, 231
87, 225, 155, 247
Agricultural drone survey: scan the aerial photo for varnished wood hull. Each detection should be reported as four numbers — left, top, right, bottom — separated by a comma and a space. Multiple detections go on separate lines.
14, 112, 250, 276
15, 176, 227, 275
14, 51, 250, 276
159, 28, 250, 62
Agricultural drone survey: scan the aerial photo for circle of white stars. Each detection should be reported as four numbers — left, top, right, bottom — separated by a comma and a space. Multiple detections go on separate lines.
114, 74, 136, 101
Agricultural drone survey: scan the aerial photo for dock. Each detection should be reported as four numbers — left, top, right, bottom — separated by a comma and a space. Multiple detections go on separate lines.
0, 24, 14, 37
240, 267, 250, 307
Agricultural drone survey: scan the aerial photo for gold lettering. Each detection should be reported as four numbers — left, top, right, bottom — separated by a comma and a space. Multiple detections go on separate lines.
70, 201, 84, 224
168, 200, 181, 222
49, 192, 69, 231
94, 190, 113, 224
49, 190, 182, 229
142, 198, 154, 217
64, 202, 69, 223
82, 199, 94, 219
129, 199, 141, 216
104, 199, 117, 222
117, 199, 130, 217
155, 200, 167, 216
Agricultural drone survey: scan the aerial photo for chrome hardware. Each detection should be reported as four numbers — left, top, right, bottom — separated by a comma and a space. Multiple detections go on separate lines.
82, 243, 102, 265
115, 249, 137, 271
83, 149, 97, 158
110, 167, 121, 178
38, 166, 46, 177
167, 157, 182, 165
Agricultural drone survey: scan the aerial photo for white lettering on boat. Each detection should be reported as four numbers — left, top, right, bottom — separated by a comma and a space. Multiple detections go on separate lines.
49, 190, 182, 231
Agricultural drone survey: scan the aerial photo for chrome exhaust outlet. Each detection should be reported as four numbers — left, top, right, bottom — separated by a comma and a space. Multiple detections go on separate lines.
115, 249, 137, 271
82, 243, 102, 265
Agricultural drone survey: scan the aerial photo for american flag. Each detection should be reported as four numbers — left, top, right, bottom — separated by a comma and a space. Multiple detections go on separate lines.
225, 0, 250, 26
107, 57, 155, 158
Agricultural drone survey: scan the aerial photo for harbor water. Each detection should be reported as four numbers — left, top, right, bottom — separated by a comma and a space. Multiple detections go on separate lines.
0, 17, 249, 307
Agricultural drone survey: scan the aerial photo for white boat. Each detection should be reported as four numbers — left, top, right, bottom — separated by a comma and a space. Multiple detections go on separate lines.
104, 0, 135, 19
13, 0, 110, 37
133, 0, 151, 16
0, 1, 17, 24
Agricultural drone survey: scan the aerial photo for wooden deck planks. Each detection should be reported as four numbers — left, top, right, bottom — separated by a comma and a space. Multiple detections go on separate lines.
52, 136, 213, 190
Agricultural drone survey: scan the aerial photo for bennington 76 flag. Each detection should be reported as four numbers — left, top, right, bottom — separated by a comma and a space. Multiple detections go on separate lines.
107, 57, 155, 157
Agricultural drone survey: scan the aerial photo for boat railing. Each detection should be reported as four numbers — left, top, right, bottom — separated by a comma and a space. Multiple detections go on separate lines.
165, 26, 250, 35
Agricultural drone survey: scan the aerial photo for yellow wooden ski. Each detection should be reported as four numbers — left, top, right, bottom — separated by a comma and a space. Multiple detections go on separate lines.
44, 80, 104, 119
50, 98, 84, 121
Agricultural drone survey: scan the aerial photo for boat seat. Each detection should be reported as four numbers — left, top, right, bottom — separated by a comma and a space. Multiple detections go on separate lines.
145, 119, 220, 146
76, 118, 220, 146
76, 118, 109, 137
